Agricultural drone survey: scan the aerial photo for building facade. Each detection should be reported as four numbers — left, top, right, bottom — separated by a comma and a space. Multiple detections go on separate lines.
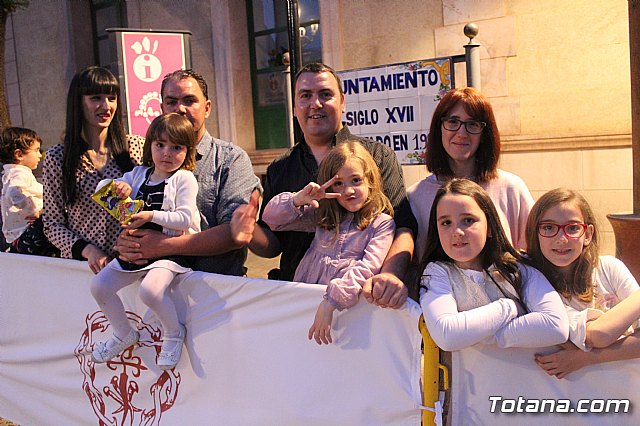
4, 0, 632, 254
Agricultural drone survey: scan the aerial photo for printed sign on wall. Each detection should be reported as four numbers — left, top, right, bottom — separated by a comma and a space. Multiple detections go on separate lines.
338, 58, 452, 165
257, 72, 286, 107
121, 32, 188, 137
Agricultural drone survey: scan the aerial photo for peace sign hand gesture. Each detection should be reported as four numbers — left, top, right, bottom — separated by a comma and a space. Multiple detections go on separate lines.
292, 175, 341, 209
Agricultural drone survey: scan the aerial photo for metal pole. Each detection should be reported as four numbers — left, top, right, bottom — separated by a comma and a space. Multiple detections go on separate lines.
463, 23, 481, 90
286, 0, 303, 82
286, 0, 303, 143
282, 52, 295, 148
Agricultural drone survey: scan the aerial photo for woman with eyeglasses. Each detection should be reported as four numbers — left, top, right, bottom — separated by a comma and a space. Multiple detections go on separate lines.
525, 188, 640, 379
42, 66, 144, 273
407, 87, 534, 271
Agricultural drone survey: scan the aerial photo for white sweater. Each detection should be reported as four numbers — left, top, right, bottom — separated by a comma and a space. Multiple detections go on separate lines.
97, 166, 200, 236
1, 164, 43, 242
563, 255, 640, 351
420, 261, 569, 351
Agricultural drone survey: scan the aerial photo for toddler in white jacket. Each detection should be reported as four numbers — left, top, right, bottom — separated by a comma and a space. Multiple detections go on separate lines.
0, 127, 58, 256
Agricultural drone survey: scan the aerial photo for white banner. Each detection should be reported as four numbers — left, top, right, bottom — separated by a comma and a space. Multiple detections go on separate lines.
0, 253, 423, 425
450, 342, 640, 425
3, 253, 637, 425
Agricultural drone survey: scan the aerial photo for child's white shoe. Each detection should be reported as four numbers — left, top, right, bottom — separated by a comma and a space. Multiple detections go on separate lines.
157, 324, 186, 370
92, 329, 140, 363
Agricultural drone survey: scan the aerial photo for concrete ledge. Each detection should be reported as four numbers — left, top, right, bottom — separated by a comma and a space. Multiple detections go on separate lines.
502, 133, 632, 153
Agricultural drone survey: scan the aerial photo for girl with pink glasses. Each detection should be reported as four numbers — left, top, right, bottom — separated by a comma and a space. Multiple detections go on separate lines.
526, 188, 640, 378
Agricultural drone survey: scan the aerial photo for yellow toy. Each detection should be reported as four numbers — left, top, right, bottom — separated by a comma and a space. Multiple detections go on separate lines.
92, 179, 144, 224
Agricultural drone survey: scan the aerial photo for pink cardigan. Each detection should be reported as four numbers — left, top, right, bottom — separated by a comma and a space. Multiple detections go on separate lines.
263, 192, 395, 310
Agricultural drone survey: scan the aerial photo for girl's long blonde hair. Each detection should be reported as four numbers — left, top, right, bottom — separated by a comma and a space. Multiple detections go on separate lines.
316, 141, 393, 233
525, 188, 599, 302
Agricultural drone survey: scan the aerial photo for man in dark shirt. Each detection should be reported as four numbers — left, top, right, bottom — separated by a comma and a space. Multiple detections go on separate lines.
232, 63, 417, 308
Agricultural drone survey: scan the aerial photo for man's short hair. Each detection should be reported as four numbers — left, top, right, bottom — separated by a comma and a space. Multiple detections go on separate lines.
294, 63, 344, 96
161, 69, 209, 100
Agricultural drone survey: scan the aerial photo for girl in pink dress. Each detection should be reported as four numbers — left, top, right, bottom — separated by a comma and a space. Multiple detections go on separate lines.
263, 141, 395, 345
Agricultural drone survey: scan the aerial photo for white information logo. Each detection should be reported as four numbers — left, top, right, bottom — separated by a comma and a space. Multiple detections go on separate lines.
131, 37, 162, 82
134, 91, 163, 124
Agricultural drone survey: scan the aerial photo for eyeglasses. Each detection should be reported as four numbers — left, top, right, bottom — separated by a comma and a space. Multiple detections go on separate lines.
441, 117, 486, 134
537, 222, 588, 239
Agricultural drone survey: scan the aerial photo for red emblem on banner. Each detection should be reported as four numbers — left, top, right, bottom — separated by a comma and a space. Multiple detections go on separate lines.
75, 311, 181, 425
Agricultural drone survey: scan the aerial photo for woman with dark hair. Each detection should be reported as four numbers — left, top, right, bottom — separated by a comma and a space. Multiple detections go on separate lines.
408, 87, 533, 268
43, 66, 144, 273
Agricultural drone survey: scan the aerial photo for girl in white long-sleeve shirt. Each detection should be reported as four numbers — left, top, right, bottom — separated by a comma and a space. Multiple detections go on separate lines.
418, 179, 568, 351
90, 114, 199, 370
528, 188, 640, 378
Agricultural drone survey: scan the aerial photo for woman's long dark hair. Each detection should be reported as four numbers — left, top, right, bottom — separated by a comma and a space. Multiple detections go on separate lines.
415, 178, 524, 298
62, 66, 131, 205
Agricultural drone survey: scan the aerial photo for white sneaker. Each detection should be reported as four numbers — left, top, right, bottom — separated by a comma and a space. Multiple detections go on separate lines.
92, 329, 140, 363
157, 324, 186, 370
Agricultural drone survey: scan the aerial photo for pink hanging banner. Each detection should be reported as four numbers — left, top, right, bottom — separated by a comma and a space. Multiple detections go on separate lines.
120, 32, 187, 137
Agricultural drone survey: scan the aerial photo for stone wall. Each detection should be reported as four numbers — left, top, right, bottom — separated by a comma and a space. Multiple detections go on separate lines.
324, 0, 632, 255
